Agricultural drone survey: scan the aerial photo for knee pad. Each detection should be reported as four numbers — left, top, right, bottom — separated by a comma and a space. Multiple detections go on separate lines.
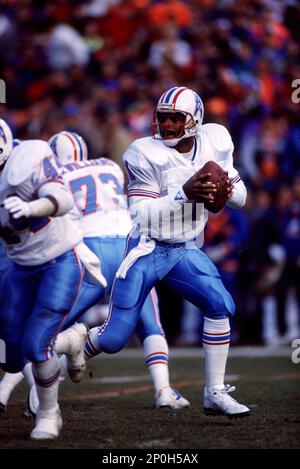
23, 333, 47, 362
23, 340, 40, 363
206, 283, 236, 319
98, 311, 139, 354
99, 330, 128, 354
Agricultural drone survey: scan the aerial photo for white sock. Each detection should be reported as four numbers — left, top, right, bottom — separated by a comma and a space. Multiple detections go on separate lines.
84, 327, 101, 360
22, 362, 35, 389
143, 335, 169, 394
59, 355, 68, 380
0, 372, 23, 406
202, 317, 230, 393
32, 354, 61, 413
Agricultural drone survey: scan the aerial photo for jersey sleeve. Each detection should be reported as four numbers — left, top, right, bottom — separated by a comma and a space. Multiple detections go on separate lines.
124, 143, 161, 200
33, 150, 65, 194
34, 152, 74, 215
224, 153, 247, 208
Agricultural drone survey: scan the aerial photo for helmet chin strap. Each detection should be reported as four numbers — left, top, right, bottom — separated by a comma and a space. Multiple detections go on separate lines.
163, 138, 182, 148
162, 132, 197, 148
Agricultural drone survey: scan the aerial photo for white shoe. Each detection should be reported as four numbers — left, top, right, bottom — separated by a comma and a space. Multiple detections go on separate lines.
27, 384, 39, 416
60, 323, 88, 383
0, 382, 9, 411
30, 406, 63, 440
203, 385, 250, 419
155, 387, 190, 410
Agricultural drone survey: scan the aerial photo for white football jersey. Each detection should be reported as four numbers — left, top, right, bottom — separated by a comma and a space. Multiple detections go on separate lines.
62, 158, 132, 237
124, 123, 246, 243
0, 140, 82, 265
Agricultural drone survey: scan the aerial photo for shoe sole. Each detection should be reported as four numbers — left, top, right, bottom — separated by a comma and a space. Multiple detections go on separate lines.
30, 432, 59, 440
203, 408, 251, 419
157, 404, 189, 410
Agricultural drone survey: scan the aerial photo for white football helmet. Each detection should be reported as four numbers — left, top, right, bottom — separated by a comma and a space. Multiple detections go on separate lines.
48, 131, 88, 164
152, 86, 204, 147
13, 138, 22, 148
0, 118, 13, 168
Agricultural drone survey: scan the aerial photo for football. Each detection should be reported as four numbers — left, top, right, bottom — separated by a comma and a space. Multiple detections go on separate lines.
198, 160, 229, 213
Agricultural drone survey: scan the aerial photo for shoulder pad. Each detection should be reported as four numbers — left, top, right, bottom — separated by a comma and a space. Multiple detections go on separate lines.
200, 124, 233, 153
125, 137, 169, 167
6, 140, 52, 186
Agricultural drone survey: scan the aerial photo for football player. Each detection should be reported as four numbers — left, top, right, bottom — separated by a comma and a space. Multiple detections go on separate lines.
49, 130, 189, 410
85, 86, 250, 418
0, 121, 103, 439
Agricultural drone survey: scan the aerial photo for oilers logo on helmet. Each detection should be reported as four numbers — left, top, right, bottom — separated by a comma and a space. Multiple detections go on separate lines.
152, 86, 204, 147
49, 131, 88, 164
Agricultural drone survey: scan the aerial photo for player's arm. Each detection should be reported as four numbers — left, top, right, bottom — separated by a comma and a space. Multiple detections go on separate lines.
126, 154, 186, 230
127, 164, 218, 224
224, 155, 247, 209
3, 181, 73, 219
202, 123, 247, 209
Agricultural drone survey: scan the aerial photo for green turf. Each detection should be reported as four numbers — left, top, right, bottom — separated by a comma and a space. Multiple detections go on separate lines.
0, 355, 299, 449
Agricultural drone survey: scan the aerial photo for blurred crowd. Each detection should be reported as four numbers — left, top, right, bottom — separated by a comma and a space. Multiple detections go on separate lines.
0, 0, 300, 345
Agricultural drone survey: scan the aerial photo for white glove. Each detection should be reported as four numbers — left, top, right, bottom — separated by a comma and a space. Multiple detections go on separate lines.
4, 196, 31, 219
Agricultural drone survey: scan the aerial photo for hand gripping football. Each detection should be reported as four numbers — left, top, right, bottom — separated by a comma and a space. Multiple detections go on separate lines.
199, 161, 229, 213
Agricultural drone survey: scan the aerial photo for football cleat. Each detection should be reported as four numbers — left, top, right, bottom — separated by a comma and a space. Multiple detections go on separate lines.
155, 387, 190, 410
203, 385, 250, 419
0, 382, 9, 411
63, 323, 89, 383
30, 406, 63, 440
0, 372, 24, 411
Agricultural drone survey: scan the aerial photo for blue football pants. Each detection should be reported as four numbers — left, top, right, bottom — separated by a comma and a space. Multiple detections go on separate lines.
0, 250, 83, 372
97, 238, 235, 353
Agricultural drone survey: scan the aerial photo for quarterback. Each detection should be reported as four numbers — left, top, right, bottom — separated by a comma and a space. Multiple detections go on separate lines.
86, 86, 250, 418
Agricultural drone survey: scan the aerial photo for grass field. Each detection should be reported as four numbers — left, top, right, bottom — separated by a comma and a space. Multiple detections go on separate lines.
0, 347, 299, 450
